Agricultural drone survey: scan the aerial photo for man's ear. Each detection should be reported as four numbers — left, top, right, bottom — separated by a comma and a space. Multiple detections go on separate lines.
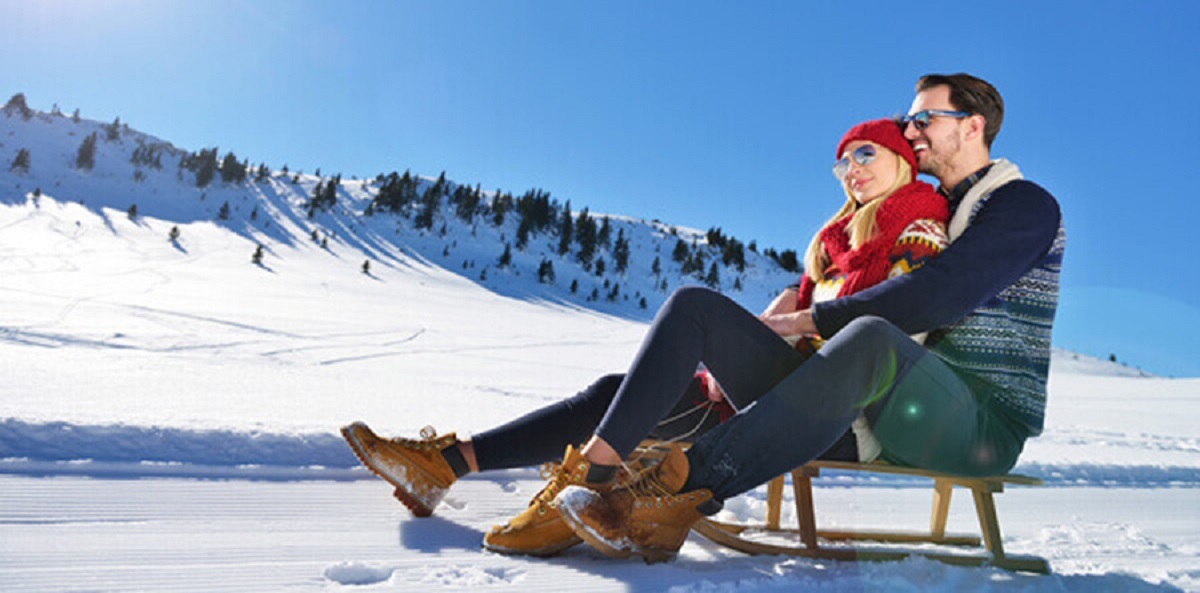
964, 114, 987, 143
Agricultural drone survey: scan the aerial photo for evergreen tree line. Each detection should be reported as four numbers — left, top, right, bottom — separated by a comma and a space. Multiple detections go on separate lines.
178, 147, 250, 188
28, 87, 804, 285
3, 93, 34, 120
130, 143, 166, 169
309, 174, 341, 216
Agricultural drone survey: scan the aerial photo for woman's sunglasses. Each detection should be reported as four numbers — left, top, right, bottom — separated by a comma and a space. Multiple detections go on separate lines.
832, 144, 876, 180
900, 109, 972, 131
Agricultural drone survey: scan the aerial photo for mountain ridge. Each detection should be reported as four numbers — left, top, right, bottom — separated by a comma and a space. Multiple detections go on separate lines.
1, 93, 802, 320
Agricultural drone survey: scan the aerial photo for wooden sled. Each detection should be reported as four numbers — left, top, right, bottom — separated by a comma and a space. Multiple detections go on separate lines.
691, 460, 1050, 574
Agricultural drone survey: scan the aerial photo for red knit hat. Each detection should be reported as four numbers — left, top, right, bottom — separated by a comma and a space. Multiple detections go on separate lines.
835, 119, 917, 181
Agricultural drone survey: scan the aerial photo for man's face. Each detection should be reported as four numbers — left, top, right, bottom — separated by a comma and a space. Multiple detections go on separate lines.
903, 85, 963, 180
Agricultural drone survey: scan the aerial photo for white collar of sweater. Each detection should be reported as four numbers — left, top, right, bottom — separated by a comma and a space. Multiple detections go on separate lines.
947, 158, 1023, 241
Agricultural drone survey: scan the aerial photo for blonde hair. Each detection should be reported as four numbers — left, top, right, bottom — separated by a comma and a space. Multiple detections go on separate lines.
803, 155, 913, 282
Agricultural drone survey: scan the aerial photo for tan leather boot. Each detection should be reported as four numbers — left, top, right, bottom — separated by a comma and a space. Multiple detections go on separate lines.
484, 445, 614, 557
341, 422, 458, 517
556, 443, 712, 563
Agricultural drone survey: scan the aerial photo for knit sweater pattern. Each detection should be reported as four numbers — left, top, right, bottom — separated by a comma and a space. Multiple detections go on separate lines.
926, 161, 1066, 435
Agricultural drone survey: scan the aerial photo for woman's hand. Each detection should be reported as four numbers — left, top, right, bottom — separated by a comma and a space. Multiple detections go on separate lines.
702, 374, 725, 402
760, 287, 799, 318
759, 309, 818, 338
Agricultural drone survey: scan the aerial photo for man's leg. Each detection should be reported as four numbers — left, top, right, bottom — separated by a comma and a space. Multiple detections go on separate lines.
683, 315, 981, 502
868, 362, 1027, 477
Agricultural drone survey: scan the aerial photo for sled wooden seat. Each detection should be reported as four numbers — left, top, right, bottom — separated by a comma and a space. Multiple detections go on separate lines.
633, 442, 1048, 573
693, 460, 1050, 574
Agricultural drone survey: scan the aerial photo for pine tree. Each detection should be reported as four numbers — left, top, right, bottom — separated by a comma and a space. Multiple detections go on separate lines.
651, 256, 661, 277
415, 179, 442, 230
105, 117, 121, 142
537, 259, 556, 284
774, 249, 801, 273
557, 200, 574, 256
127, 204, 138, 220
575, 208, 597, 267
598, 217, 611, 248
10, 148, 30, 172
672, 239, 689, 263
220, 152, 247, 183
252, 244, 264, 265
362, 260, 371, 275
217, 201, 231, 220
168, 226, 180, 243
184, 148, 219, 188
705, 262, 720, 288
498, 243, 512, 268
4, 93, 33, 120
75, 133, 98, 170
570, 279, 579, 294
613, 228, 630, 274
491, 190, 512, 226
723, 238, 746, 272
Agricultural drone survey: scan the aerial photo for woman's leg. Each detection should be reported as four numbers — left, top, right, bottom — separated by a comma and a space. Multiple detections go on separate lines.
592, 287, 808, 460
469, 374, 624, 472
470, 371, 743, 471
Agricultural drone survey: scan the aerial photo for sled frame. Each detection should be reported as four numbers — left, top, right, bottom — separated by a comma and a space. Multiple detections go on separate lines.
691, 459, 1050, 574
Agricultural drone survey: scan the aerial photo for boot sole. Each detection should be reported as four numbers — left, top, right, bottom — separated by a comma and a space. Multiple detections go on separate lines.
557, 487, 683, 563
341, 424, 445, 518
482, 535, 583, 557
555, 487, 636, 559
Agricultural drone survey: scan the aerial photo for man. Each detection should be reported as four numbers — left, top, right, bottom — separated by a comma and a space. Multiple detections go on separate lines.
550, 72, 1065, 561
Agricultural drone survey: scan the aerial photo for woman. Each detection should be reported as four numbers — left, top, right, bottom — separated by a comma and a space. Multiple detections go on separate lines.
342, 118, 948, 558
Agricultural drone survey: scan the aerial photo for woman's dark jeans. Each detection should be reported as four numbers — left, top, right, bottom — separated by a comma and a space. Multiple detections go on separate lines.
473, 287, 1025, 504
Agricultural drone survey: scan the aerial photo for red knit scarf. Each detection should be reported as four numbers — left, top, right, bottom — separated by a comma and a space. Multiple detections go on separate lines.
797, 181, 947, 309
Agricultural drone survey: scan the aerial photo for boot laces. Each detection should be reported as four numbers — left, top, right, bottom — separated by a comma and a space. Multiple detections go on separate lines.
529, 463, 572, 510
389, 425, 452, 450
628, 468, 678, 499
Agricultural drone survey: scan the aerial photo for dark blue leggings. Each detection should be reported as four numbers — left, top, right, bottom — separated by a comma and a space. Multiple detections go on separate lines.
471, 286, 858, 472
475, 287, 1025, 502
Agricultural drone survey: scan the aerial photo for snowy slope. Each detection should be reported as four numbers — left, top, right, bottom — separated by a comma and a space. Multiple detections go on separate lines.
2, 100, 1198, 592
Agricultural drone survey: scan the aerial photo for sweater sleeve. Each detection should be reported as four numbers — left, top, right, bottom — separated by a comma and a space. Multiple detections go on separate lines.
811, 180, 1061, 337
886, 218, 948, 279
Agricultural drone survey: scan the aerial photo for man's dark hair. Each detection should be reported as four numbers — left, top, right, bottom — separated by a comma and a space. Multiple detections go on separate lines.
916, 73, 1004, 149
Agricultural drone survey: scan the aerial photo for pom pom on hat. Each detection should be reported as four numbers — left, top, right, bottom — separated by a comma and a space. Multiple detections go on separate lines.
835, 119, 917, 181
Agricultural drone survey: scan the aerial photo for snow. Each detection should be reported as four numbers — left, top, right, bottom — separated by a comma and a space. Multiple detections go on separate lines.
2, 102, 1199, 591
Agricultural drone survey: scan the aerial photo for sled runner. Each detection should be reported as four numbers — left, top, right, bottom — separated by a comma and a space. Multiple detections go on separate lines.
636, 443, 1050, 574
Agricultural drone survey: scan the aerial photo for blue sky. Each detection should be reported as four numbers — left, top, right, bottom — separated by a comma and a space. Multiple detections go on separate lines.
4, 0, 1199, 377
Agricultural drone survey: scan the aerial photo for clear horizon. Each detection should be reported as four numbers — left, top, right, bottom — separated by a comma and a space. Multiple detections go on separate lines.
3, 0, 1198, 376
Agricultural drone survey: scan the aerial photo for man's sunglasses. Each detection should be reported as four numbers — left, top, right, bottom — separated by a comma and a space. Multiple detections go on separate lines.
832, 144, 876, 180
901, 109, 972, 131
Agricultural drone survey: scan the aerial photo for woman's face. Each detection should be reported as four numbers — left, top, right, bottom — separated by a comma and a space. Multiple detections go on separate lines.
838, 140, 899, 204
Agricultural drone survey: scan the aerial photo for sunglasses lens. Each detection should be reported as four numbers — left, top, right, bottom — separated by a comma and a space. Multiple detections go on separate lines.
854, 145, 876, 165
832, 159, 849, 179
834, 144, 877, 179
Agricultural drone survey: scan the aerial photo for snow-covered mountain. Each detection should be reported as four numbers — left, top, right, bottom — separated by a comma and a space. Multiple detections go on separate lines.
0, 93, 798, 323
2, 95, 1197, 592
